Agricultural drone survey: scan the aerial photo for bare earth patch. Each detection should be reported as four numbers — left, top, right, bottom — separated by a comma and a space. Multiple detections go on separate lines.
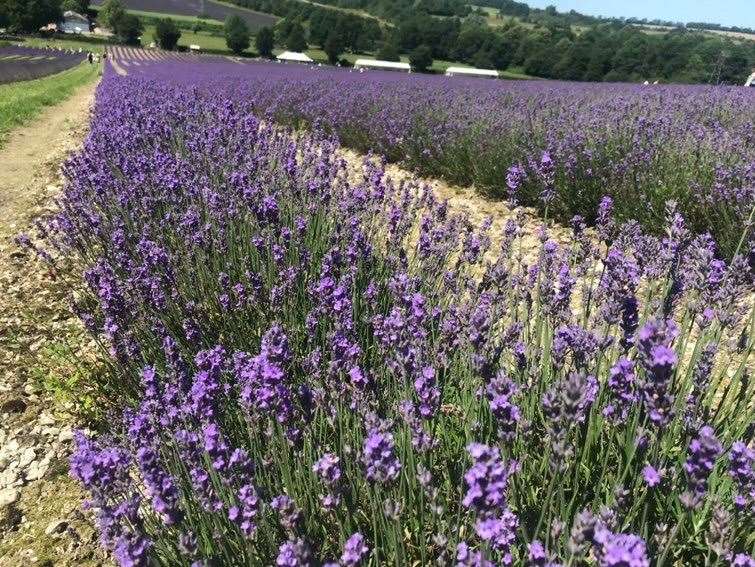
0, 81, 112, 566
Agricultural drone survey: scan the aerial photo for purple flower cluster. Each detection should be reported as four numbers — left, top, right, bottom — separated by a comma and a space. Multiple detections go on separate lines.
463, 444, 519, 560
362, 429, 401, 485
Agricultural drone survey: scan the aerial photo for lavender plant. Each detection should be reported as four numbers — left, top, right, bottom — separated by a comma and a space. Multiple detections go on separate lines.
39, 64, 755, 566
108, 49, 755, 258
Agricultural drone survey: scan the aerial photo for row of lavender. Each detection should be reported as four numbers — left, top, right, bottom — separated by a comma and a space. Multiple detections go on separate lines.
34, 64, 755, 566
113, 56, 753, 259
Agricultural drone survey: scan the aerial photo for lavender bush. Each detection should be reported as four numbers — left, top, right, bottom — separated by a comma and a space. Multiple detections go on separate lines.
39, 63, 755, 565
110, 49, 755, 258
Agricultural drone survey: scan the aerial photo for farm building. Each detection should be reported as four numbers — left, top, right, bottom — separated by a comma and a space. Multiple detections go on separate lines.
354, 59, 411, 73
58, 11, 90, 34
276, 51, 314, 64
445, 66, 498, 79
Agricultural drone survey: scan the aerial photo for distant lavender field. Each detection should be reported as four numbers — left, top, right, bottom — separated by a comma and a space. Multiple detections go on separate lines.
0, 45, 85, 83
108, 52, 754, 257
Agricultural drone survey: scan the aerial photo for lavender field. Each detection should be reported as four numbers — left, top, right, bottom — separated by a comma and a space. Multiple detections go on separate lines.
108, 49, 754, 258
28, 54, 755, 565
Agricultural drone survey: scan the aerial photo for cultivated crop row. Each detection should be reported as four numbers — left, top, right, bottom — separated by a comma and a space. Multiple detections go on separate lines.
0, 45, 86, 84
28, 63, 755, 565
114, 56, 755, 259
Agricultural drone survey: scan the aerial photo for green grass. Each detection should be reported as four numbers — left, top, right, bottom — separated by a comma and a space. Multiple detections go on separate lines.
293, 0, 389, 25
91, 6, 224, 26
140, 24, 233, 54
0, 62, 99, 147
19, 34, 111, 54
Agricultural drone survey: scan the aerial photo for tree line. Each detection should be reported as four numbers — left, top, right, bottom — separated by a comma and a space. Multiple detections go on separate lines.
475, 0, 755, 36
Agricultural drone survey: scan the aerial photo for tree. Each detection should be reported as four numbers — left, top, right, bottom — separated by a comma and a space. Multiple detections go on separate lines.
409, 44, 433, 72
61, 0, 89, 13
255, 26, 274, 57
224, 15, 250, 55
285, 21, 307, 52
98, 0, 125, 30
376, 42, 401, 62
323, 30, 344, 64
472, 48, 494, 69
0, 0, 61, 33
154, 17, 181, 50
112, 12, 142, 45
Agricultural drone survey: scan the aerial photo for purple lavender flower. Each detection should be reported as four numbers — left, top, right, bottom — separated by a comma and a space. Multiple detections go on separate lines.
596, 196, 616, 243
603, 358, 636, 423
271, 495, 303, 532
455, 541, 494, 567
637, 319, 678, 427
728, 441, 755, 511
414, 366, 440, 419
681, 425, 723, 509
642, 464, 661, 488
313, 452, 344, 510
505, 163, 526, 203
474, 509, 518, 556
276, 538, 313, 566
485, 371, 520, 441
341, 532, 369, 566
463, 443, 516, 516
135, 446, 183, 526
730, 554, 755, 567
593, 527, 650, 567
362, 429, 401, 484
527, 540, 563, 567
228, 484, 260, 538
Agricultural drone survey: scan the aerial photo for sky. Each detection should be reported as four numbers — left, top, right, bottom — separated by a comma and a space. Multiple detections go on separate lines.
525, 0, 755, 29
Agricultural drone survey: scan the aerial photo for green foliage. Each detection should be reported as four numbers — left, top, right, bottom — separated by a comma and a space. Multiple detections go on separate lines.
153, 17, 181, 50
61, 0, 88, 13
323, 30, 344, 64
308, 10, 381, 52
285, 21, 307, 52
111, 12, 142, 45
97, 0, 124, 30
398, 15, 460, 60
224, 14, 250, 55
255, 25, 274, 57
0, 0, 61, 33
376, 41, 400, 62
408, 44, 433, 72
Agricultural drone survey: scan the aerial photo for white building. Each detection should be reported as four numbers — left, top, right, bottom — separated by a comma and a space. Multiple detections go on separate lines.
58, 11, 89, 34
745, 71, 755, 87
276, 51, 314, 64
353, 59, 411, 73
445, 66, 498, 79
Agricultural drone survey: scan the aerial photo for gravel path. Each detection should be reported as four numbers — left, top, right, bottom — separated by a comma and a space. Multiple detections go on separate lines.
0, 81, 111, 566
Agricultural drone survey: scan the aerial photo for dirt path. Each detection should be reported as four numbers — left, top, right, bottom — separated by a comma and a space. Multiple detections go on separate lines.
0, 81, 111, 566
0, 83, 94, 238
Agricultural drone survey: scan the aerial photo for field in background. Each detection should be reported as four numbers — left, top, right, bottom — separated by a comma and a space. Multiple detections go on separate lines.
0, 45, 86, 83
90, 0, 277, 32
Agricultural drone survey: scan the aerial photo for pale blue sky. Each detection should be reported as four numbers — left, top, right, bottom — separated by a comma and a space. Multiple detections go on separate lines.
526, 0, 755, 29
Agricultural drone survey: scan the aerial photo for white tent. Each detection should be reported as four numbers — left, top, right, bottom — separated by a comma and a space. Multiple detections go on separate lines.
745, 71, 755, 87
354, 59, 411, 73
445, 66, 498, 79
277, 51, 314, 63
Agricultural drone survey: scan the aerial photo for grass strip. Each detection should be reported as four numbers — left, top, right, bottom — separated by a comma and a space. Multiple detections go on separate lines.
0, 62, 99, 148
